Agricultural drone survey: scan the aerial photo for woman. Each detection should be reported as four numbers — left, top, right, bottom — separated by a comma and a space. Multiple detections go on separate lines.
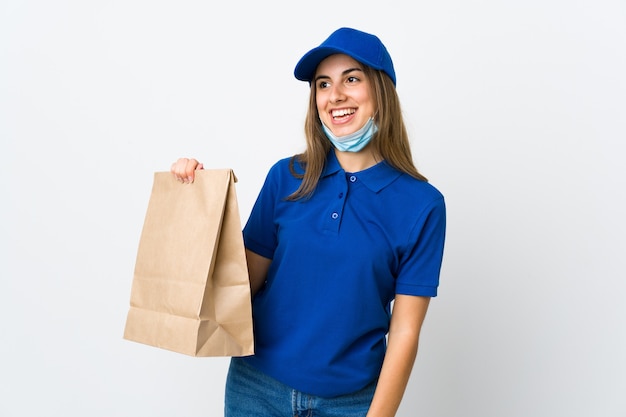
171, 27, 446, 417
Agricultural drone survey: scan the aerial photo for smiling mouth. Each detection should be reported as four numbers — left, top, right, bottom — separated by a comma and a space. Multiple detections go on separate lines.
331, 108, 356, 119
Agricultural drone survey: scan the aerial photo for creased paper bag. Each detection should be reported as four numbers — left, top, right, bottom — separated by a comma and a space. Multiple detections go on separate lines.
123, 169, 254, 357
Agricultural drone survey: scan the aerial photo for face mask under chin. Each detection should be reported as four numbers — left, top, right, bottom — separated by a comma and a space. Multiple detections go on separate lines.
320, 117, 378, 152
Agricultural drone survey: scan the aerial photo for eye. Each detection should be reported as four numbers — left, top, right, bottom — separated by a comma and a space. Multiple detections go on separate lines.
347, 76, 360, 83
317, 80, 330, 89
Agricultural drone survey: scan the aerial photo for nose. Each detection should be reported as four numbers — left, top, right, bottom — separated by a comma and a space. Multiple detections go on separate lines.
329, 84, 346, 103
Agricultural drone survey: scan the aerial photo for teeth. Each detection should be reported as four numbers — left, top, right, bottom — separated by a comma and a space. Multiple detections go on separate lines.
332, 109, 355, 118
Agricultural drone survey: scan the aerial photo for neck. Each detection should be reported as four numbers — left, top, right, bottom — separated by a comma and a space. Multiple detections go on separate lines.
334, 146, 381, 172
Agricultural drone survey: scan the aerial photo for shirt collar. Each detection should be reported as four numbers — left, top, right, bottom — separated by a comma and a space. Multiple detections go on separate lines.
321, 151, 403, 193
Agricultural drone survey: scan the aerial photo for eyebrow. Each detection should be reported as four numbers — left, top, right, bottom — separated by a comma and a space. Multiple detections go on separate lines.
314, 67, 363, 83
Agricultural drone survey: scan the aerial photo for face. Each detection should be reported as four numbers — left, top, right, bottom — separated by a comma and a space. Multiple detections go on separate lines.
314, 54, 376, 138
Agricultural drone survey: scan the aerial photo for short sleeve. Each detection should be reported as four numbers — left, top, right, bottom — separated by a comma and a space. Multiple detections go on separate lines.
395, 196, 446, 297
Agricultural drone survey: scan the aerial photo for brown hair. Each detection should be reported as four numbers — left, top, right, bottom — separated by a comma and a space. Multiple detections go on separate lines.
287, 65, 427, 201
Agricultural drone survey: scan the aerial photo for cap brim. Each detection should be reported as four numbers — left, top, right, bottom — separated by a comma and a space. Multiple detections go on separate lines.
294, 46, 356, 83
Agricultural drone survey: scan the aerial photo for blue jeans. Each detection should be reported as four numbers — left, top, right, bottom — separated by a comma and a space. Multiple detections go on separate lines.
224, 357, 377, 417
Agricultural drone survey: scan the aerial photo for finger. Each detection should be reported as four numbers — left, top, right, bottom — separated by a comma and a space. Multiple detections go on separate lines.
170, 158, 187, 182
185, 158, 200, 183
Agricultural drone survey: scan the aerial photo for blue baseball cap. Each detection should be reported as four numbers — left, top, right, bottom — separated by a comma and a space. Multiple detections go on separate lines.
294, 27, 397, 86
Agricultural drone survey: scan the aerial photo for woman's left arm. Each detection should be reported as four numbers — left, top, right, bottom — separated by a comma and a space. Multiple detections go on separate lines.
366, 294, 431, 417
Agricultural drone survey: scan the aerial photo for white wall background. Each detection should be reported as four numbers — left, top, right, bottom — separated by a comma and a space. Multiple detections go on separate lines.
1, 0, 625, 416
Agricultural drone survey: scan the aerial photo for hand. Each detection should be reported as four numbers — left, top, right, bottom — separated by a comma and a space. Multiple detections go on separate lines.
170, 157, 204, 183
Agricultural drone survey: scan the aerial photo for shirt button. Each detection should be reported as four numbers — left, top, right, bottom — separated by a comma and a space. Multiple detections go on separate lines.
331, 212, 339, 219
349, 175, 357, 183
338, 192, 344, 198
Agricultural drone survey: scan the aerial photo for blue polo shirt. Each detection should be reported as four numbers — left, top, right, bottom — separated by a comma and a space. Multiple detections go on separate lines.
242, 151, 446, 398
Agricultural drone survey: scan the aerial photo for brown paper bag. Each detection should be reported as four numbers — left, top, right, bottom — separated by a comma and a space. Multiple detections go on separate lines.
123, 169, 254, 357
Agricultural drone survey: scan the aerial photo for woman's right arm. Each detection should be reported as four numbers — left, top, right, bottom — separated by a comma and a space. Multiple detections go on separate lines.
245, 249, 271, 297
